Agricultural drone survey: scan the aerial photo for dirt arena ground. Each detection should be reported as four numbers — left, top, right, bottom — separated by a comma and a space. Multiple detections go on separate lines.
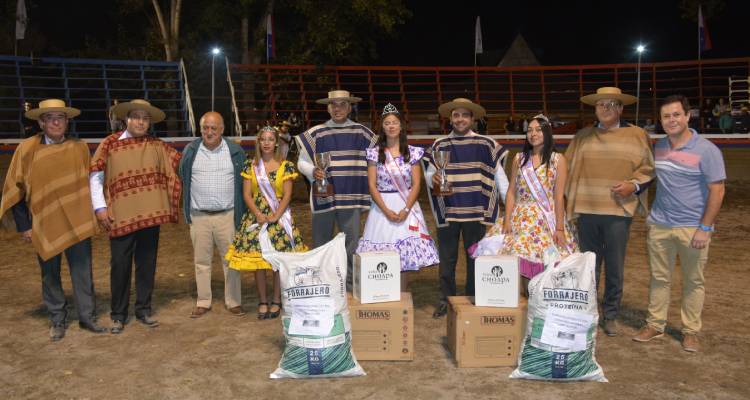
0, 158, 748, 399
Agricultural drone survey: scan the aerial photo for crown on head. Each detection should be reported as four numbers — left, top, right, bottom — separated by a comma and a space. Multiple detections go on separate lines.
382, 103, 399, 116
532, 113, 550, 124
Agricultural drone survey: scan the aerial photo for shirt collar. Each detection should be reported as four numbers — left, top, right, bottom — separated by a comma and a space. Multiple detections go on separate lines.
672, 128, 699, 150
199, 138, 226, 153
597, 121, 621, 130
43, 134, 65, 144
325, 119, 355, 127
448, 130, 477, 138
120, 130, 132, 139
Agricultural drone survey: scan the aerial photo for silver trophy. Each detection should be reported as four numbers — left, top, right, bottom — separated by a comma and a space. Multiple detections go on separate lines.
313, 152, 333, 197
433, 150, 453, 195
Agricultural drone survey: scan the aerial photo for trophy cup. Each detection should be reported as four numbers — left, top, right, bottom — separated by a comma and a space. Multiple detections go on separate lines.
313, 152, 334, 197
432, 150, 453, 196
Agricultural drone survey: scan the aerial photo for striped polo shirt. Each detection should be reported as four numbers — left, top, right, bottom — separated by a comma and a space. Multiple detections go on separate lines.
298, 120, 377, 212
648, 129, 726, 227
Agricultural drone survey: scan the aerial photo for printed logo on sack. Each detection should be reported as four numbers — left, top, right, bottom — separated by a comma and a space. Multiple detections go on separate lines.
286, 266, 330, 300
481, 265, 510, 284
357, 310, 391, 320
481, 315, 515, 325
368, 262, 395, 280
542, 269, 588, 309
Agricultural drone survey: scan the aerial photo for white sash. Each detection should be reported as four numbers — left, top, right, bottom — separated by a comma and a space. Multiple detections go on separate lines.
253, 159, 296, 246
519, 153, 572, 253
384, 150, 431, 239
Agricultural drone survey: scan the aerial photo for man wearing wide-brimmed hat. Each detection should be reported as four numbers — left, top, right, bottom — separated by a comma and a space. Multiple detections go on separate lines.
276, 119, 293, 159
296, 90, 377, 286
424, 98, 509, 318
89, 99, 182, 333
565, 87, 654, 336
1, 99, 107, 341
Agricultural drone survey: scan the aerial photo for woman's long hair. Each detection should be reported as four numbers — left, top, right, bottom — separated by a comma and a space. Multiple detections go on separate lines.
253, 126, 281, 165
378, 112, 410, 164
520, 115, 555, 170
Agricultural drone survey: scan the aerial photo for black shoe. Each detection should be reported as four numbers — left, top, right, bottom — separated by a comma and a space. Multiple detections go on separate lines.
110, 320, 124, 334
432, 302, 448, 319
136, 315, 159, 328
49, 323, 66, 341
79, 321, 107, 334
268, 302, 282, 319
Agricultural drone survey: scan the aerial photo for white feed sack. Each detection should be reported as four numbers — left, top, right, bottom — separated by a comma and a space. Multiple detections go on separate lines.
263, 232, 365, 379
510, 252, 607, 382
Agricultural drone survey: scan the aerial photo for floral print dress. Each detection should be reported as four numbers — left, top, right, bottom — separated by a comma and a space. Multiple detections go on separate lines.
226, 159, 308, 270
502, 152, 578, 264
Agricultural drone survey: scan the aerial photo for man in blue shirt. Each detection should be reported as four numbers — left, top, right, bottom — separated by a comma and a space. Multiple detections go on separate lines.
633, 95, 726, 352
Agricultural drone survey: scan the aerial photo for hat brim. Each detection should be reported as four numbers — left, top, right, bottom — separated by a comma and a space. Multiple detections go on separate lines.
438, 101, 486, 119
580, 93, 637, 106
316, 96, 362, 104
112, 103, 166, 123
25, 107, 81, 121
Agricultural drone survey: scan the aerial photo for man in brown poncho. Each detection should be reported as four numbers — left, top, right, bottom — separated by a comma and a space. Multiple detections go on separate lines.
89, 99, 181, 334
565, 87, 655, 337
0, 99, 106, 341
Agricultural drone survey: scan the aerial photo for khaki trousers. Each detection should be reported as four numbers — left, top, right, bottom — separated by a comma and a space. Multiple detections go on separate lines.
190, 210, 242, 308
646, 223, 710, 335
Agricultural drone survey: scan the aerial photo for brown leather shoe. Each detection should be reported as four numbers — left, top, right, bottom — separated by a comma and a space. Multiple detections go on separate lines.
228, 306, 246, 317
633, 325, 664, 342
190, 306, 211, 319
682, 334, 700, 352
602, 319, 618, 337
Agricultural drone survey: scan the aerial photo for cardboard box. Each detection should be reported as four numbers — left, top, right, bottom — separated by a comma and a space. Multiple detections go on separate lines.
474, 255, 520, 308
349, 292, 413, 361
447, 296, 527, 368
353, 251, 401, 304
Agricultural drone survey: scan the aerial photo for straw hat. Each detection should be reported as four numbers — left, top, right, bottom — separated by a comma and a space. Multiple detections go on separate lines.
24, 99, 81, 120
580, 87, 637, 106
438, 98, 486, 119
316, 90, 362, 104
111, 99, 166, 123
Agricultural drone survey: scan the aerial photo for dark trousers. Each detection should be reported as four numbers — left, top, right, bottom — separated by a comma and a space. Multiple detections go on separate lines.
38, 238, 96, 325
312, 209, 361, 285
437, 221, 485, 301
577, 214, 633, 321
109, 226, 160, 322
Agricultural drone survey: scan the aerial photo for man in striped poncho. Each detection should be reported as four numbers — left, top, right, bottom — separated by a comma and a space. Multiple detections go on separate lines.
296, 90, 378, 288
424, 98, 509, 318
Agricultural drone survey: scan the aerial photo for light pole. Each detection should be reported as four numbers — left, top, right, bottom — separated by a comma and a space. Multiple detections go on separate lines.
635, 44, 645, 125
211, 47, 221, 111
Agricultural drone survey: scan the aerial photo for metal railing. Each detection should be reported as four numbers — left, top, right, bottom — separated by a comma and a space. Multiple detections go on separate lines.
0, 56, 195, 138
228, 58, 750, 135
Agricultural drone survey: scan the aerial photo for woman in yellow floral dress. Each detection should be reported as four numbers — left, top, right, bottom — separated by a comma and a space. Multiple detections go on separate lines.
502, 115, 577, 284
226, 126, 307, 319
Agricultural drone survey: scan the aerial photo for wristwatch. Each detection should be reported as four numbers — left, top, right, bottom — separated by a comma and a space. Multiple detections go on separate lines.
403, 207, 411, 213
698, 224, 715, 232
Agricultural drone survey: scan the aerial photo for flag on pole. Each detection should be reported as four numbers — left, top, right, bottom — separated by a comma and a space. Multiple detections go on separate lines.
699, 5, 712, 53
16, 0, 27, 40
474, 16, 483, 55
266, 13, 275, 61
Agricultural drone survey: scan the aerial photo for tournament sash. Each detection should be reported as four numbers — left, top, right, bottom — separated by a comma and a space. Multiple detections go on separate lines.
384, 150, 431, 240
519, 153, 573, 253
254, 160, 296, 246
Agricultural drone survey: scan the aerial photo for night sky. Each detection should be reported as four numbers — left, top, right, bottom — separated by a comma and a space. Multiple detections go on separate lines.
377, 0, 750, 66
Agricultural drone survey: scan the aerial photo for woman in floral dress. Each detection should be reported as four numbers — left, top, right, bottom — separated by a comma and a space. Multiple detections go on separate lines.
226, 126, 307, 319
356, 103, 439, 290
502, 114, 577, 284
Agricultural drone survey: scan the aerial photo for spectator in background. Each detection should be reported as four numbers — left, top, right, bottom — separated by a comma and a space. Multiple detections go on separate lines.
643, 118, 656, 135
701, 98, 715, 131
688, 104, 701, 131
714, 98, 733, 133
735, 105, 750, 133
505, 115, 516, 134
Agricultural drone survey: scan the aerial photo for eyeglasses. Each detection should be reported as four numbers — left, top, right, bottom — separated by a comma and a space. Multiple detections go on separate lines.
40, 114, 67, 123
595, 101, 621, 110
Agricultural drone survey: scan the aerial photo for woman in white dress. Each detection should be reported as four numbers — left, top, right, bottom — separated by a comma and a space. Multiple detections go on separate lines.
355, 103, 439, 290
